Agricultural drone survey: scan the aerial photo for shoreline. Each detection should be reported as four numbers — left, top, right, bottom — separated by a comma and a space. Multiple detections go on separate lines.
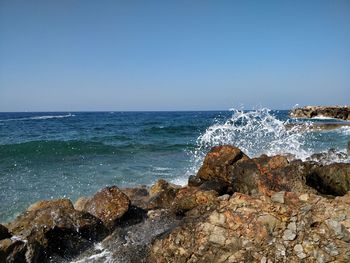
1, 145, 350, 262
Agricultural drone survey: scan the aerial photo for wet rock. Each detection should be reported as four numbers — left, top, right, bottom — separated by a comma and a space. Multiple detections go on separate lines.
196, 145, 249, 184
0, 238, 27, 263
198, 180, 227, 195
188, 174, 203, 187
81, 186, 130, 228
306, 149, 348, 164
290, 105, 350, 120
121, 186, 149, 210
0, 224, 11, 240
74, 197, 90, 211
147, 180, 179, 210
307, 163, 350, 196
6, 199, 108, 262
172, 187, 218, 214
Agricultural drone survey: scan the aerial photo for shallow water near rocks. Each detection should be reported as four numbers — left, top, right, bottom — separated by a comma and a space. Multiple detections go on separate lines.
0, 109, 349, 223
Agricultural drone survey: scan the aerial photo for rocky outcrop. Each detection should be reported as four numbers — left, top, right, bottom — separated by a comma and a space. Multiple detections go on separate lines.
149, 192, 350, 262
77, 186, 130, 229
4, 199, 108, 262
290, 106, 350, 120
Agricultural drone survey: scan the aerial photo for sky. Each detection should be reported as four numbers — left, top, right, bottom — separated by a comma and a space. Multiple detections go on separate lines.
0, 0, 349, 111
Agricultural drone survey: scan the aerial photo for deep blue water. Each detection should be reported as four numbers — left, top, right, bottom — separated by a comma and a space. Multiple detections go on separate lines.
0, 110, 349, 222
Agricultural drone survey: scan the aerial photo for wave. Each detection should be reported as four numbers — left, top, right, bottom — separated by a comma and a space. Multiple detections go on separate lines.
0, 113, 75, 122
187, 108, 314, 175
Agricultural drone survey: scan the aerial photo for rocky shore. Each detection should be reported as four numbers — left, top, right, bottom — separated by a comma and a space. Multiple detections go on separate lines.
1, 145, 350, 262
290, 106, 350, 120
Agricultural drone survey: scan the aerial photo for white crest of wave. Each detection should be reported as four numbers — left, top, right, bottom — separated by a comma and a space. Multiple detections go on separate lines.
188, 108, 311, 175
30, 113, 75, 120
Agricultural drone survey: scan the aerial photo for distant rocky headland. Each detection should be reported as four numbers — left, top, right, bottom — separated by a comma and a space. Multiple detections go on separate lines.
290, 105, 350, 120
1, 145, 350, 262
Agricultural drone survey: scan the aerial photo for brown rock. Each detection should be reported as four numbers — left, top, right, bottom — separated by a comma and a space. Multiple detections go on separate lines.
6, 199, 108, 262
149, 192, 350, 263
82, 186, 130, 228
306, 163, 350, 196
74, 197, 90, 211
0, 238, 27, 263
196, 145, 249, 184
172, 187, 218, 214
147, 180, 179, 210
121, 186, 149, 209
0, 224, 11, 240
290, 106, 350, 120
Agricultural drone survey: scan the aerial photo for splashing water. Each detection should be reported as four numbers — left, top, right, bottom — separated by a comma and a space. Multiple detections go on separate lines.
188, 108, 312, 175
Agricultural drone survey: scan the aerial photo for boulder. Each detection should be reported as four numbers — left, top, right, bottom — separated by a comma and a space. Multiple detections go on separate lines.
172, 187, 218, 214
196, 145, 249, 184
0, 224, 11, 240
306, 163, 350, 196
80, 186, 130, 228
147, 180, 179, 210
121, 186, 150, 210
290, 105, 350, 120
5, 198, 108, 262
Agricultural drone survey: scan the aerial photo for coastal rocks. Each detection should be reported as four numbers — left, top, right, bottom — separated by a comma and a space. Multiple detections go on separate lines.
196, 145, 249, 185
192, 146, 318, 197
4, 198, 108, 262
0, 238, 27, 263
306, 163, 350, 196
290, 105, 350, 120
0, 224, 11, 240
78, 186, 130, 228
172, 187, 218, 214
148, 192, 350, 263
147, 180, 179, 210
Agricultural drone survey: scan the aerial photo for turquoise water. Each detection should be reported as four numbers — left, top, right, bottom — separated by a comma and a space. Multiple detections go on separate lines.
0, 109, 349, 222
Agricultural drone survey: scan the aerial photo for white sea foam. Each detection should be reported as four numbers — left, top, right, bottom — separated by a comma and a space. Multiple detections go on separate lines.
70, 243, 113, 263
0, 113, 75, 122
187, 108, 313, 175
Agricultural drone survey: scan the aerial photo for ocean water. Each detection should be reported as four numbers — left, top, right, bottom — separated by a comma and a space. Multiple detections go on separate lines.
0, 109, 349, 223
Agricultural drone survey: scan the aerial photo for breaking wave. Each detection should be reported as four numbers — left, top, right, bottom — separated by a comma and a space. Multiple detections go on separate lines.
0, 113, 74, 122
187, 108, 313, 174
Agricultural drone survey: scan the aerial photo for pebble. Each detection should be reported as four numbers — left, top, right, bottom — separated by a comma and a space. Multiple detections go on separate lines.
271, 191, 285, 204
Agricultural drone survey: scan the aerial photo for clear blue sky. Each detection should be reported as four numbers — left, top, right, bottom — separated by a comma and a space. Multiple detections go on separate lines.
0, 0, 349, 111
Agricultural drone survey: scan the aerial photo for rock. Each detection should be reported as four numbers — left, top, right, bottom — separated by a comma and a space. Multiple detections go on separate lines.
27, 198, 73, 211
196, 145, 249, 184
271, 191, 285, 204
306, 163, 350, 196
172, 187, 218, 214
121, 185, 149, 210
0, 224, 11, 240
74, 196, 90, 211
5, 199, 108, 262
147, 180, 179, 210
347, 141, 350, 156
149, 191, 350, 263
0, 238, 27, 263
282, 222, 297, 241
290, 105, 350, 120
81, 186, 130, 228
188, 174, 203, 187
198, 180, 227, 195
306, 149, 348, 164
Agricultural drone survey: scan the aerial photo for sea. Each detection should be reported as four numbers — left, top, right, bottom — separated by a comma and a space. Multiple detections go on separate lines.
1, 108, 349, 223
